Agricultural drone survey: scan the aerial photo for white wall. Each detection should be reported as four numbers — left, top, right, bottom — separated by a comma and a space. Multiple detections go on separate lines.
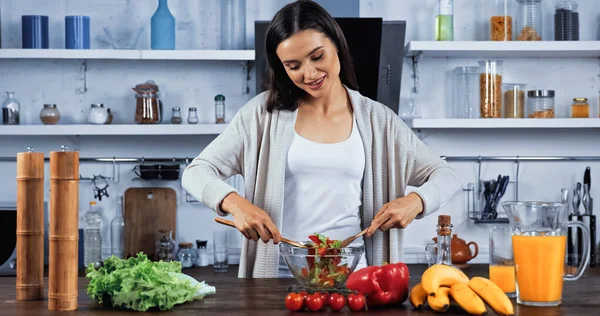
0, 0, 599, 264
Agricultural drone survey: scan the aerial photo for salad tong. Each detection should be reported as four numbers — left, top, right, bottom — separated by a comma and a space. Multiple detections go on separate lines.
215, 218, 308, 248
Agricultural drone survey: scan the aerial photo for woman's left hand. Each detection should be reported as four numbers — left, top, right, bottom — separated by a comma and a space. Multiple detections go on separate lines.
365, 193, 424, 237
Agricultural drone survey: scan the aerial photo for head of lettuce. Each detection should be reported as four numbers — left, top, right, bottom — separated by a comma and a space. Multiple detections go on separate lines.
85, 252, 216, 312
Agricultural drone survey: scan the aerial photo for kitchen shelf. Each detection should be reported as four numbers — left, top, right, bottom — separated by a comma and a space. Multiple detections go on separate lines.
411, 118, 600, 129
0, 124, 228, 136
405, 41, 600, 58
0, 49, 255, 61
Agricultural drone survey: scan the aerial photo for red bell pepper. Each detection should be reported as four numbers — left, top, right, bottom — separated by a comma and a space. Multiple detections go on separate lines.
345, 262, 410, 307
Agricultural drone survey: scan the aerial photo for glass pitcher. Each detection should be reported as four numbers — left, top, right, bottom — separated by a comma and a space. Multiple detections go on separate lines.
502, 201, 590, 307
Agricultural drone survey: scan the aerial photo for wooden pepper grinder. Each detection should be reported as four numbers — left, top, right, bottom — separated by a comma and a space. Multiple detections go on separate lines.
48, 146, 79, 311
16, 147, 44, 301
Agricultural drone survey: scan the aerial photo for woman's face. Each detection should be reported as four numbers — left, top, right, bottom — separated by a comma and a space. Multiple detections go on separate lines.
276, 29, 341, 99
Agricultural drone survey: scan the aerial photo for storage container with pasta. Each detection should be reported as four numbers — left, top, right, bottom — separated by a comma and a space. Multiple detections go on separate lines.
503, 83, 526, 118
478, 60, 503, 118
528, 90, 555, 118
490, 0, 513, 41
515, 0, 542, 41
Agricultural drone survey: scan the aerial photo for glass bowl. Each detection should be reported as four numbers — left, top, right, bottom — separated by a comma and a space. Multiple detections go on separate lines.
279, 242, 365, 289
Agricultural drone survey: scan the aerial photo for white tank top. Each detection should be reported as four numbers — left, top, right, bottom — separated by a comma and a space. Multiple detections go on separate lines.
279, 115, 368, 277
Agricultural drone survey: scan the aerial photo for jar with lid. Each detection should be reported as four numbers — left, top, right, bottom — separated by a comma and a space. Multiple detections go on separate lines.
215, 94, 226, 124
155, 229, 176, 262
176, 242, 196, 268
478, 60, 503, 118
528, 90, 555, 118
502, 83, 526, 118
554, 1, 579, 41
490, 0, 513, 41
571, 97, 588, 118
195, 240, 209, 267
40, 104, 61, 125
171, 107, 182, 124
88, 103, 109, 124
187, 107, 199, 124
435, 0, 454, 41
515, 0, 542, 41
452, 66, 480, 118
134, 80, 162, 124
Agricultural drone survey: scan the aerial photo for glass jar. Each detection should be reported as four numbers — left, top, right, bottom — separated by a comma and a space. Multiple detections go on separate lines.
155, 229, 176, 262
105, 108, 113, 124
490, 0, 513, 41
176, 242, 196, 268
135, 93, 161, 124
571, 97, 588, 118
215, 94, 225, 124
171, 107, 182, 124
40, 104, 61, 125
436, 0, 453, 41
88, 103, 109, 124
515, 0, 542, 41
452, 66, 480, 118
2, 91, 20, 125
528, 90, 555, 118
502, 83, 527, 118
195, 240, 209, 267
187, 107, 199, 124
554, 1, 579, 41
478, 60, 503, 118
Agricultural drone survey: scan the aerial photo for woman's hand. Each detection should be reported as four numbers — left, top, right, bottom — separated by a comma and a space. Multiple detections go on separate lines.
365, 193, 424, 237
221, 192, 282, 244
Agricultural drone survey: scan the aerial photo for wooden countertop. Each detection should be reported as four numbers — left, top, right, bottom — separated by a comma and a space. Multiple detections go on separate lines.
1, 264, 599, 315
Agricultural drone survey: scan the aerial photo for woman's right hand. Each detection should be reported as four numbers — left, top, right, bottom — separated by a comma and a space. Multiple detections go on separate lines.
221, 192, 281, 244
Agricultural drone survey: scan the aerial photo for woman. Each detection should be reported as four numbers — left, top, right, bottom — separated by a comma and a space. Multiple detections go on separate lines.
182, 0, 460, 278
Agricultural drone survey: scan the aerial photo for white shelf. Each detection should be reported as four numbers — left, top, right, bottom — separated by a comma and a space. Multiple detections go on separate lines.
411, 118, 600, 129
405, 41, 600, 58
0, 124, 228, 136
0, 49, 255, 60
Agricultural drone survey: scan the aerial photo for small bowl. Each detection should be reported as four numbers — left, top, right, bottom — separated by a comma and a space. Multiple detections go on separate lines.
279, 242, 364, 289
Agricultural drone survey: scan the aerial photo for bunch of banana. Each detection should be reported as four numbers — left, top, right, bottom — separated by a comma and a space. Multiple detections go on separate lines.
409, 264, 514, 316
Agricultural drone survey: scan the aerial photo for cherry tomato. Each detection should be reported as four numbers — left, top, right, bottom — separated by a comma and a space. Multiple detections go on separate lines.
305, 293, 324, 312
320, 292, 330, 306
285, 293, 304, 312
328, 293, 346, 311
299, 291, 309, 302
347, 293, 366, 312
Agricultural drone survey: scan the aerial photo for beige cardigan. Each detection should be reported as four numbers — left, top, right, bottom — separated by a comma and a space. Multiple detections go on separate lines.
182, 86, 461, 278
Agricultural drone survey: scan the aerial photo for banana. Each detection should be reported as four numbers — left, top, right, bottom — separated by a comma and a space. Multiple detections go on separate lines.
409, 283, 429, 309
450, 283, 487, 315
421, 264, 470, 296
469, 277, 515, 316
427, 286, 451, 312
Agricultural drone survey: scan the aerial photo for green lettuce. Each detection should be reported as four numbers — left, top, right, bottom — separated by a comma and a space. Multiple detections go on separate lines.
85, 253, 216, 312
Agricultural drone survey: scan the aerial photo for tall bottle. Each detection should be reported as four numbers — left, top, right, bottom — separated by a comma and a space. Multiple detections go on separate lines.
84, 201, 103, 267
425, 215, 453, 266
2, 91, 21, 125
110, 196, 125, 258
435, 0, 454, 41
151, 0, 176, 50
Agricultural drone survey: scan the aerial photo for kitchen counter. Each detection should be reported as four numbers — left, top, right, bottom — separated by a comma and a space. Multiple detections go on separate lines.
1, 264, 599, 315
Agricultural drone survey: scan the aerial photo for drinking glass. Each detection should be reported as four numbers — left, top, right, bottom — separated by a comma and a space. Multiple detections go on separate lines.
489, 225, 516, 298
213, 231, 229, 272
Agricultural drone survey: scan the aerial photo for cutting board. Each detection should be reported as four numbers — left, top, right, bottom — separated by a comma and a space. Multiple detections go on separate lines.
124, 187, 177, 260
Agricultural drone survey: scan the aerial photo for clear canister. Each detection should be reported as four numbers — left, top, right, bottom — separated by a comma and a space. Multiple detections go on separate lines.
502, 83, 526, 118
571, 97, 588, 118
516, 0, 542, 41
490, 0, 513, 41
478, 60, 503, 118
452, 66, 480, 118
554, 1, 579, 41
436, 0, 454, 41
135, 93, 160, 124
527, 90, 555, 118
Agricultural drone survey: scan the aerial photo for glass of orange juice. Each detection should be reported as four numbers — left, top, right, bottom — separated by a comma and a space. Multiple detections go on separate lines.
489, 225, 516, 298
502, 201, 591, 307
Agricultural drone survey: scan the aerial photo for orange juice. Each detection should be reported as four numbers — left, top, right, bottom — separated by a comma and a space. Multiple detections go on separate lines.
512, 235, 567, 303
489, 265, 516, 293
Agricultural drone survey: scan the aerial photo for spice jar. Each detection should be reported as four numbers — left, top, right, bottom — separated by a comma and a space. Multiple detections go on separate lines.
490, 0, 513, 41
40, 104, 61, 125
215, 94, 225, 124
502, 83, 526, 118
171, 107, 182, 124
515, 0, 542, 41
155, 229, 176, 262
176, 242, 196, 269
555, 1, 579, 41
478, 60, 503, 118
187, 107, 199, 124
105, 108, 113, 124
571, 97, 588, 118
88, 103, 109, 124
195, 240, 209, 267
528, 90, 555, 118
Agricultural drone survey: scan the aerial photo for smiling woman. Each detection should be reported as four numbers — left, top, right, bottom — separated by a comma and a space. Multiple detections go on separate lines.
181, 0, 461, 278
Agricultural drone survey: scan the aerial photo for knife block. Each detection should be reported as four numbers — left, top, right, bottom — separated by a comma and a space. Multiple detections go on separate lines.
567, 214, 596, 268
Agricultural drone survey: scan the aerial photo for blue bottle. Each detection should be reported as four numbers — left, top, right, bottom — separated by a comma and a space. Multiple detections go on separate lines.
151, 0, 175, 50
